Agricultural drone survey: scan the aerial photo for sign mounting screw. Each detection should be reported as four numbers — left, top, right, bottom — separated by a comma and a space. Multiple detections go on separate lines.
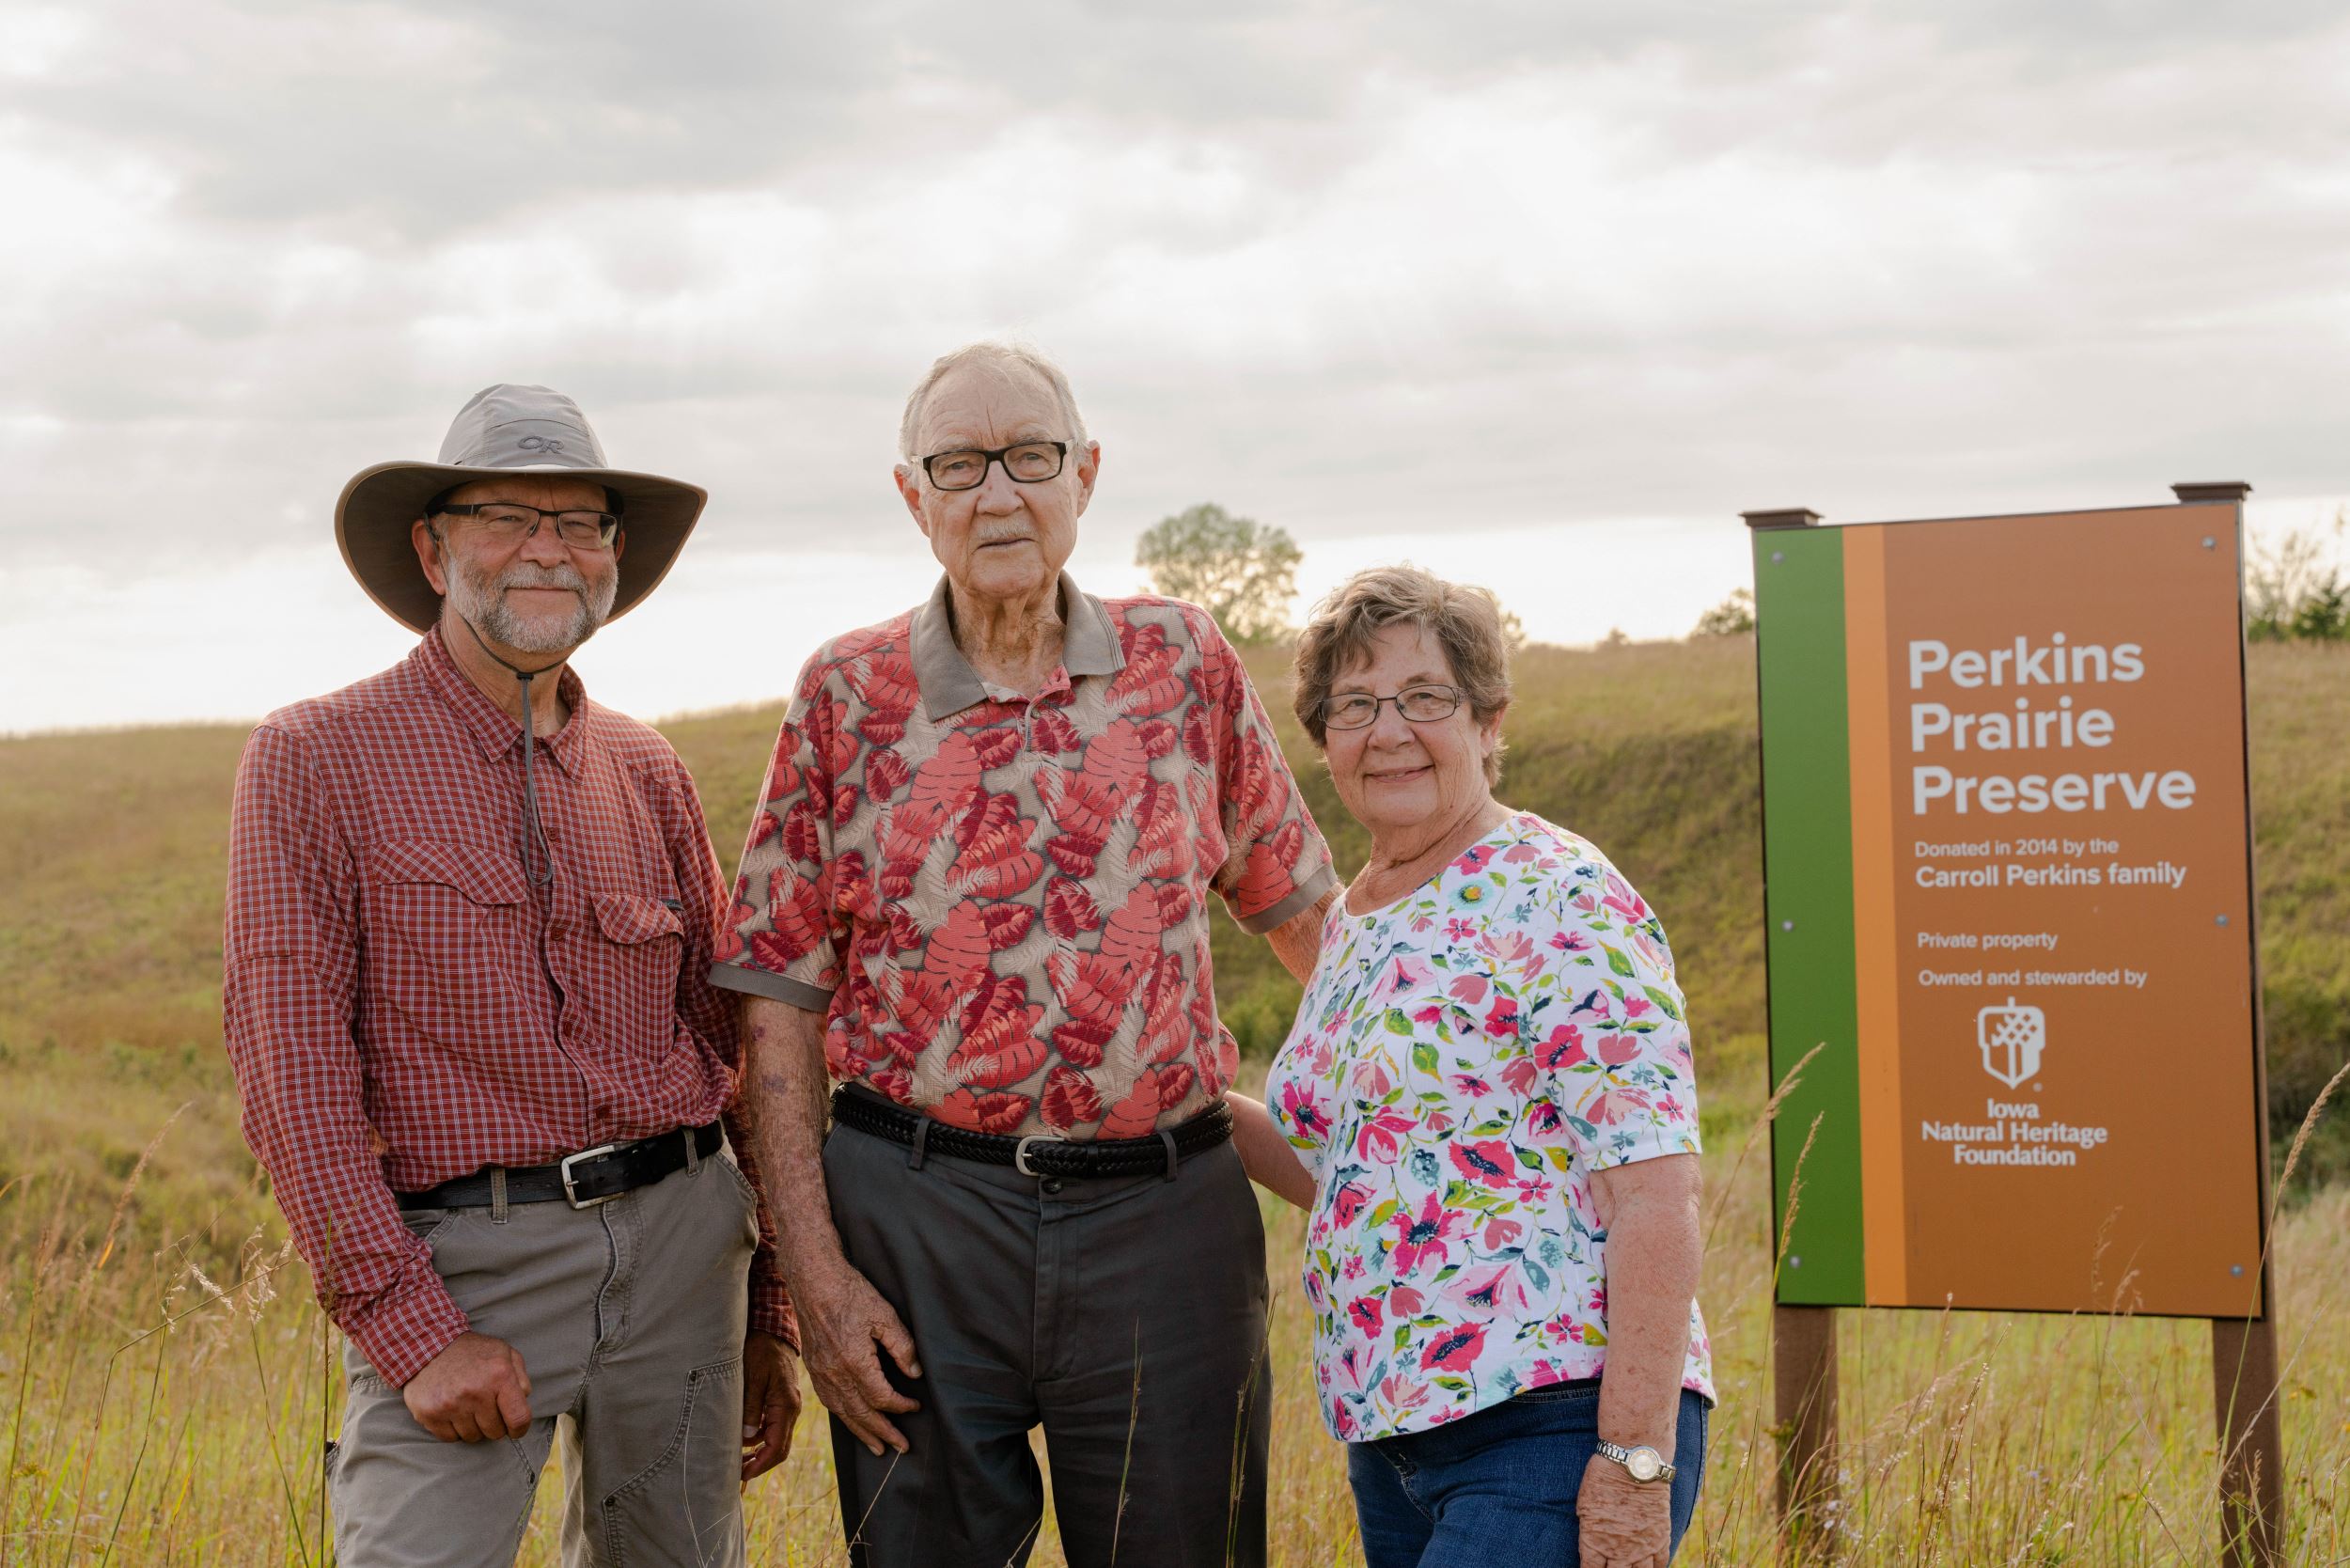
2216, 914, 2230, 926
2201, 537, 2216, 549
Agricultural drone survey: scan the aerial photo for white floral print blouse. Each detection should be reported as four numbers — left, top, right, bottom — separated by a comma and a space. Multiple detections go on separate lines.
1264, 812, 1716, 1442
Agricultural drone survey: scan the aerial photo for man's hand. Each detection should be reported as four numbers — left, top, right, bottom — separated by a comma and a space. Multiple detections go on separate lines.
1576, 1452, 1672, 1568
796, 1259, 921, 1456
740, 1330, 802, 1481
402, 1331, 532, 1443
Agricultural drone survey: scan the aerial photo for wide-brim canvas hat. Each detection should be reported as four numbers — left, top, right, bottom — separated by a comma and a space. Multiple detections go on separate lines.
336, 383, 708, 634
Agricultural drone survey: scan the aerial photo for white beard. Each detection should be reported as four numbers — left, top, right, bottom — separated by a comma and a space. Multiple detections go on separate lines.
443, 550, 619, 654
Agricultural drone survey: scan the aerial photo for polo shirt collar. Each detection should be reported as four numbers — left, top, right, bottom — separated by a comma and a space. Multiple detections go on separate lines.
909, 571, 1125, 720
418, 625, 590, 774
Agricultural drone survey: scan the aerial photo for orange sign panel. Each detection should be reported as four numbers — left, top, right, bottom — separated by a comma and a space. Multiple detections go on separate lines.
1758, 504, 2267, 1316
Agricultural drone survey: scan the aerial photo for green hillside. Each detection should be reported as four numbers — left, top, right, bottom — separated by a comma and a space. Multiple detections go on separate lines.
3, 636, 2344, 1259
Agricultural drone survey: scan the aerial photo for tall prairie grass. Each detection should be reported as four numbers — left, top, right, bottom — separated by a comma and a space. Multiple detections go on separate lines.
4, 1072, 2346, 1563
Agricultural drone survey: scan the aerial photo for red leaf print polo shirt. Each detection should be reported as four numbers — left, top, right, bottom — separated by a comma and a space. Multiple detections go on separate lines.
713, 574, 1337, 1138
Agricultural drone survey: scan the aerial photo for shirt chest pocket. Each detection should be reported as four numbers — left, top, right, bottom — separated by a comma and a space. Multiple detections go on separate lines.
585, 891, 688, 1016
366, 839, 533, 1038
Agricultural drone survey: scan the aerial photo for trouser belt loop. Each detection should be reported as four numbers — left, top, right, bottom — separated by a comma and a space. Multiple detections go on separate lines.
489, 1167, 509, 1224
683, 1126, 702, 1175
908, 1116, 933, 1172
1157, 1127, 1180, 1183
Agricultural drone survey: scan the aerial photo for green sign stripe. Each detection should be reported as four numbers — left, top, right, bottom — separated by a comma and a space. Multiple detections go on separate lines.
1752, 528, 1866, 1307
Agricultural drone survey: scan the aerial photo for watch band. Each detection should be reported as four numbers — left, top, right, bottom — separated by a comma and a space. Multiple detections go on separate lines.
1595, 1439, 1675, 1483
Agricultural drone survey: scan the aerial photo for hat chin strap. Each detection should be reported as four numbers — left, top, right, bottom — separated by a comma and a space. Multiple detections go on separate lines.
449, 608, 570, 889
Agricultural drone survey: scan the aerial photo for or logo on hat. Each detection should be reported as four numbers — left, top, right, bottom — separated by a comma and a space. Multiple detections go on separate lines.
518, 434, 566, 454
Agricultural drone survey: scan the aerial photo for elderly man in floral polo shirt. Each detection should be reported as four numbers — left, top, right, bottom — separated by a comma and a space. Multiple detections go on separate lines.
713, 342, 1338, 1567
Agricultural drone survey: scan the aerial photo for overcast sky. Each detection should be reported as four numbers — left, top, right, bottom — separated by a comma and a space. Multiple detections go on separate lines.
5, 0, 2347, 732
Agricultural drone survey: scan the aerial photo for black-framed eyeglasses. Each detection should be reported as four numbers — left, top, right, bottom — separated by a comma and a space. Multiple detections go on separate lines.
1319, 684, 1464, 730
917, 441, 1070, 492
432, 502, 621, 552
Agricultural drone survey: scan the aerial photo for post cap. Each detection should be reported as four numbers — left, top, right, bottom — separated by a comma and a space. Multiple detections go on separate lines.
2171, 481, 2252, 504
1742, 508, 1823, 530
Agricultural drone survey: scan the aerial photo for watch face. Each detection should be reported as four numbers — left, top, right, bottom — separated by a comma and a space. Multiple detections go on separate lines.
1626, 1448, 1663, 1482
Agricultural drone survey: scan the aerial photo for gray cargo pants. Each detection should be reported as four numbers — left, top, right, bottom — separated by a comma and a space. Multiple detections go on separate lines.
823, 1121, 1271, 1568
329, 1144, 760, 1568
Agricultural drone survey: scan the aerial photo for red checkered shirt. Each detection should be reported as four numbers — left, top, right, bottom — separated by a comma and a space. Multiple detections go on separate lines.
712, 576, 1338, 1137
223, 630, 794, 1388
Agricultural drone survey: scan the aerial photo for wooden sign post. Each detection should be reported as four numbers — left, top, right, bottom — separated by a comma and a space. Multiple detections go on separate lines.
1747, 485, 2282, 1565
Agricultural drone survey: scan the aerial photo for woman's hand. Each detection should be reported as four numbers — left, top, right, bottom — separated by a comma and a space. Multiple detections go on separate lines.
1584, 1152, 1702, 1565
1576, 1453, 1672, 1567
1224, 1093, 1315, 1209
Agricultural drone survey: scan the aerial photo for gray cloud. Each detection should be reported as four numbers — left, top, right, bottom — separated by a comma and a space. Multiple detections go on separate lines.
6, 0, 2349, 631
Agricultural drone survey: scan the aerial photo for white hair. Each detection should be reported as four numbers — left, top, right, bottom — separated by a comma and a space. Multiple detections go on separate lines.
897, 339, 1090, 462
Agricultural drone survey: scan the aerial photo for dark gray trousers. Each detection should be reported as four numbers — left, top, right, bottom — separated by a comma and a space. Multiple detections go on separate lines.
822, 1121, 1271, 1568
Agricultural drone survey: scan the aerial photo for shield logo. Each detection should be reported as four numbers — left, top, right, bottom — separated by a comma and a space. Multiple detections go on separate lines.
1976, 998, 2045, 1089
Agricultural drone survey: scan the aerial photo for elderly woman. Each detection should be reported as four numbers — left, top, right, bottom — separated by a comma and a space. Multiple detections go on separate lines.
1229, 566, 1714, 1568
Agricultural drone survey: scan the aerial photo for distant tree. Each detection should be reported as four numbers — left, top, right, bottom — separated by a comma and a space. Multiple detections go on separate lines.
1691, 587, 1755, 637
2248, 510, 2348, 642
1135, 503, 1302, 642
1498, 606, 1529, 651
1599, 626, 1632, 649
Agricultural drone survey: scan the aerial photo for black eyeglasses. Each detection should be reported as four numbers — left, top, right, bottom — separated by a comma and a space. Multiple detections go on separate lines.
432, 502, 620, 552
917, 441, 1070, 492
1319, 685, 1464, 730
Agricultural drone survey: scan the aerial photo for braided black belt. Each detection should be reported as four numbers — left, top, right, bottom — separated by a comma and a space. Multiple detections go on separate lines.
831, 1087, 1231, 1180
394, 1121, 724, 1211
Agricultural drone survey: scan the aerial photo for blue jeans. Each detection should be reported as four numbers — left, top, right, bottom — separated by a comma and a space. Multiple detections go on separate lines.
1347, 1383, 1710, 1568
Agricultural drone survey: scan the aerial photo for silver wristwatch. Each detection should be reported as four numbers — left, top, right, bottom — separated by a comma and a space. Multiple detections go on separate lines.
1595, 1439, 1675, 1483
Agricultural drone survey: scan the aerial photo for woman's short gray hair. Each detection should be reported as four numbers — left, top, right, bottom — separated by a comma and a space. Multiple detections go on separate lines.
1292, 565, 1514, 784
898, 340, 1089, 462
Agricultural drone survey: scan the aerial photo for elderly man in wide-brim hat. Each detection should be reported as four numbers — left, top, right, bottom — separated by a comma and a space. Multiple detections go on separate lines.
223, 384, 800, 1568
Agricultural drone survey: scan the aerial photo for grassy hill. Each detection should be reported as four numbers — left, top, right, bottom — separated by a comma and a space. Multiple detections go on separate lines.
1, 636, 2344, 1257
4, 634, 2347, 1564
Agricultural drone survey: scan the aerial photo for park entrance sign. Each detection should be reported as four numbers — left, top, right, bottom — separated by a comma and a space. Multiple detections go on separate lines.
1751, 497, 2267, 1318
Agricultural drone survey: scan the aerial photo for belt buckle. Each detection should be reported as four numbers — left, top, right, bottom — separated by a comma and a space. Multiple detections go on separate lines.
1013, 1136, 1062, 1178
559, 1144, 621, 1209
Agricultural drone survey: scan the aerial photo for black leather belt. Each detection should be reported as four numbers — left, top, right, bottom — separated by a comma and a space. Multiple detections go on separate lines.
395, 1121, 724, 1211
831, 1087, 1231, 1180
